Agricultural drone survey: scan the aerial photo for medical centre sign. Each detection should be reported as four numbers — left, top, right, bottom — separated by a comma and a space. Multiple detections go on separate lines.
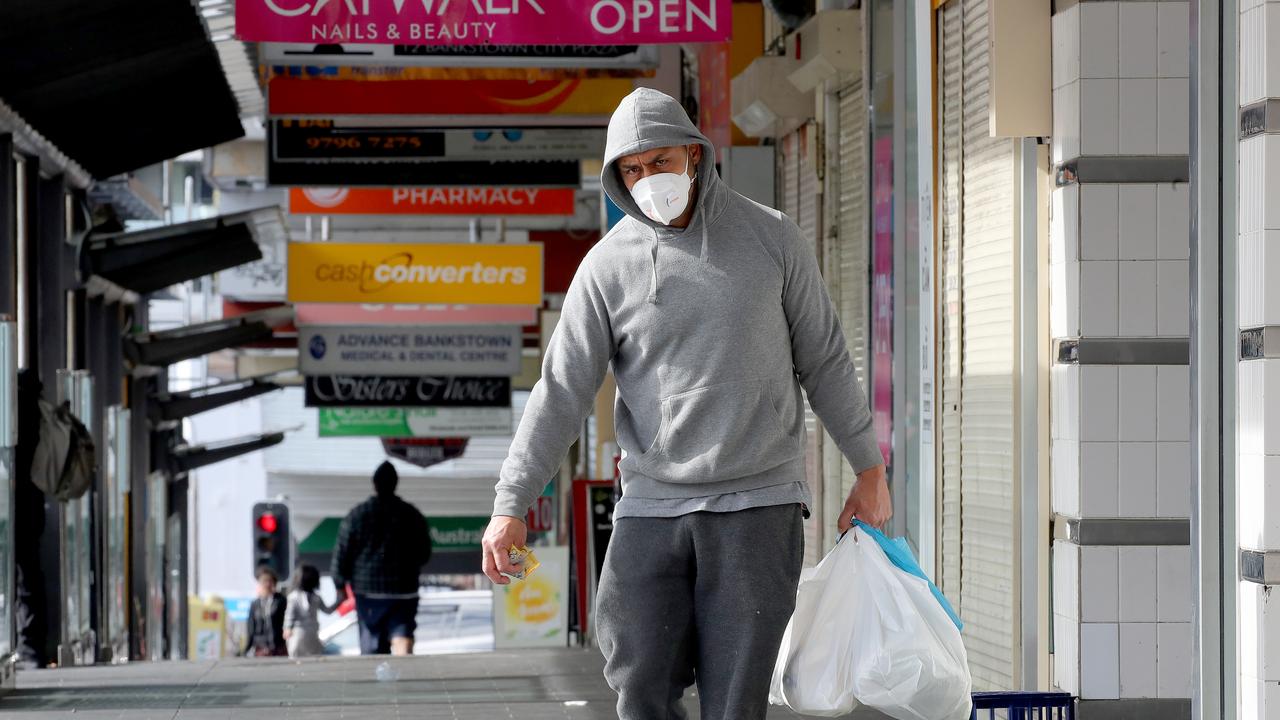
301, 324, 522, 375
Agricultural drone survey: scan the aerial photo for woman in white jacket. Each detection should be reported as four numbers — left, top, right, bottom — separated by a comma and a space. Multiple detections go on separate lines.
283, 565, 340, 658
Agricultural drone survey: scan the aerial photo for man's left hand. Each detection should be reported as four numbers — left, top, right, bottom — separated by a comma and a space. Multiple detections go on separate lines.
837, 464, 891, 531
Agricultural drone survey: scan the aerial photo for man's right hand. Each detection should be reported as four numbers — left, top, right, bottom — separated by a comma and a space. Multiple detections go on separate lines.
482, 515, 528, 585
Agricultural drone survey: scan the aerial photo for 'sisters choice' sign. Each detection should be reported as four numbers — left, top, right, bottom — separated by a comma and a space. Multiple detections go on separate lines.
304, 375, 511, 408
237, 0, 730, 46
287, 242, 543, 305
288, 187, 575, 216
301, 324, 522, 376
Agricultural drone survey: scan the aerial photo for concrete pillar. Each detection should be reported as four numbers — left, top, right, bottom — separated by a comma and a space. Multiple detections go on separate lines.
1048, 1, 1194, 716
1236, 1, 1280, 716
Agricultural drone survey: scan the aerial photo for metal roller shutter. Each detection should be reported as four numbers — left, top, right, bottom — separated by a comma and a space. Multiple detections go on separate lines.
834, 79, 869, 506
782, 129, 826, 568
937, 0, 1018, 691
958, 0, 1016, 690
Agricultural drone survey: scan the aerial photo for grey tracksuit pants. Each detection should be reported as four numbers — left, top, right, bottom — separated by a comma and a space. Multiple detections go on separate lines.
596, 504, 805, 720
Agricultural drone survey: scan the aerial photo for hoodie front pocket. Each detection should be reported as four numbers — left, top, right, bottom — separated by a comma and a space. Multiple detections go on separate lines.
634, 379, 802, 483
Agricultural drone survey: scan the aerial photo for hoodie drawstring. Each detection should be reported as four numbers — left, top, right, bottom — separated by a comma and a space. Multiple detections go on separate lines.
699, 204, 709, 263
649, 204, 710, 304
648, 228, 659, 304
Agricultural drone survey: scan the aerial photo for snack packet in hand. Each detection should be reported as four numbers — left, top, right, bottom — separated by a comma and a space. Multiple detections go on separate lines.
502, 546, 541, 581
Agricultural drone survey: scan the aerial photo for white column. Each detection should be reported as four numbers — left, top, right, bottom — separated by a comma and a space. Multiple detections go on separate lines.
1237, 0, 1280, 716
1049, 0, 1194, 711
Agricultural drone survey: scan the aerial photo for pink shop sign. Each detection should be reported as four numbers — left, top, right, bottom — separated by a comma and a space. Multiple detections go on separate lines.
236, 0, 731, 45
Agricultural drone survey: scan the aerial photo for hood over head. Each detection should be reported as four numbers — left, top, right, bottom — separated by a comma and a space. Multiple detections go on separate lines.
601, 88, 730, 303
601, 88, 727, 231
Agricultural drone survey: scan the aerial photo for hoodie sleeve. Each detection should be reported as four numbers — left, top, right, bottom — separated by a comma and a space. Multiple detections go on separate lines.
493, 259, 615, 518
779, 217, 885, 474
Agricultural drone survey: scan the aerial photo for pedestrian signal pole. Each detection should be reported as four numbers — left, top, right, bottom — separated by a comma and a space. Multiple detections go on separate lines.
252, 502, 291, 577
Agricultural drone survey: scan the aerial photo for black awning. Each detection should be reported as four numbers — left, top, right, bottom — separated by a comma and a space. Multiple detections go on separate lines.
150, 378, 283, 423
84, 207, 283, 294
0, 0, 243, 178
171, 431, 286, 473
125, 306, 293, 367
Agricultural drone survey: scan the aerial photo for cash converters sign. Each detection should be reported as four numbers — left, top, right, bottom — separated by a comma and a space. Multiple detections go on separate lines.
289, 187, 575, 216
287, 242, 543, 305
237, 0, 730, 45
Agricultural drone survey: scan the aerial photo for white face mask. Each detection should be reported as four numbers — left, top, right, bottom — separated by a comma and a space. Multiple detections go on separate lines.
629, 149, 697, 225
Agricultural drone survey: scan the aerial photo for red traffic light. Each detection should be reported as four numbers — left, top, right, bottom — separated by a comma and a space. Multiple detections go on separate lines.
257, 512, 278, 534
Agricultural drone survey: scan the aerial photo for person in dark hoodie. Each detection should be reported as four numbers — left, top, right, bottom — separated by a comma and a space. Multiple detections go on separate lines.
482, 88, 891, 719
331, 461, 431, 656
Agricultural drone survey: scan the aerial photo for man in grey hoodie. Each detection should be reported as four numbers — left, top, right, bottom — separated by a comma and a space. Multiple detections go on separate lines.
483, 88, 889, 719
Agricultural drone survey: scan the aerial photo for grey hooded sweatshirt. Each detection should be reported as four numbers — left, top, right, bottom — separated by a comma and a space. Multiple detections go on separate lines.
493, 88, 882, 520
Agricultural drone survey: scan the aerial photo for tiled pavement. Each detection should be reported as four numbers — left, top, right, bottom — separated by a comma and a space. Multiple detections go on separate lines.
0, 649, 887, 719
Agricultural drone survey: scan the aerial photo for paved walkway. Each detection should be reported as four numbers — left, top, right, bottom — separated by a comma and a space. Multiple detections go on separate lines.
1, 649, 886, 719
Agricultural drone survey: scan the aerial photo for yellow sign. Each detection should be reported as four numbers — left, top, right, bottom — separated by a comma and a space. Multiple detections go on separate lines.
287, 242, 544, 305
188, 595, 229, 659
493, 545, 569, 649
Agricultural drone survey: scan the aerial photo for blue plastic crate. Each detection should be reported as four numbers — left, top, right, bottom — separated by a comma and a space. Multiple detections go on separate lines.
970, 691, 1076, 720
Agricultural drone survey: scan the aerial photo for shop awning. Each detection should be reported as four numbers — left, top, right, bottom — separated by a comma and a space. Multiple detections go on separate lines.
0, 0, 243, 178
125, 306, 294, 368
150, 378, 284, 423
84, 208, 284, 295
171, 431, 287, 473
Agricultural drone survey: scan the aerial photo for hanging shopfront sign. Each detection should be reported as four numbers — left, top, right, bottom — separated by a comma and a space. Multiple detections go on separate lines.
237, 0, 729, 46
268, 120, 581, 186
300, 324, 522, 376
380, 437, 469, 468
318, 406, 513, 437
288, 187, 575, 216
273, 122, 605, 163
296, 303, 537, 326
301, 515, 488, 553
262, 42, 660, 70
269, 157, 578, 187
304, 375, 511, 408
287, 242, 544, 305
268, 156, 579, 188
267, 77, 634, 116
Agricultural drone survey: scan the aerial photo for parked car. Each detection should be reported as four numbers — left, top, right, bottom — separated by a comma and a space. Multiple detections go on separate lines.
319, 590, 494, 656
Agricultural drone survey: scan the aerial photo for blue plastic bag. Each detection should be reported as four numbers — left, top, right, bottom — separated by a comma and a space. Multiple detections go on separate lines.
852, 520, 963, 631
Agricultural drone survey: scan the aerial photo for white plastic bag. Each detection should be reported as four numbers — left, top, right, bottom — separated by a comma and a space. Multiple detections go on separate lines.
769, 528, 973, 720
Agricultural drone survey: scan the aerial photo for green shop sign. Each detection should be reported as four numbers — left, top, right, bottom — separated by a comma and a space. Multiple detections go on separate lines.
318, 407, 512, 438
299, 516, 489, 554
427, 517, 488, 551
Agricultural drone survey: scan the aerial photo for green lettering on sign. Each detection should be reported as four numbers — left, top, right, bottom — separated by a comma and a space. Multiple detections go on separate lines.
298, 516, 490, 554
318, 406, 512, 438
426, 517, 489, 551
318, 408, 410, 437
